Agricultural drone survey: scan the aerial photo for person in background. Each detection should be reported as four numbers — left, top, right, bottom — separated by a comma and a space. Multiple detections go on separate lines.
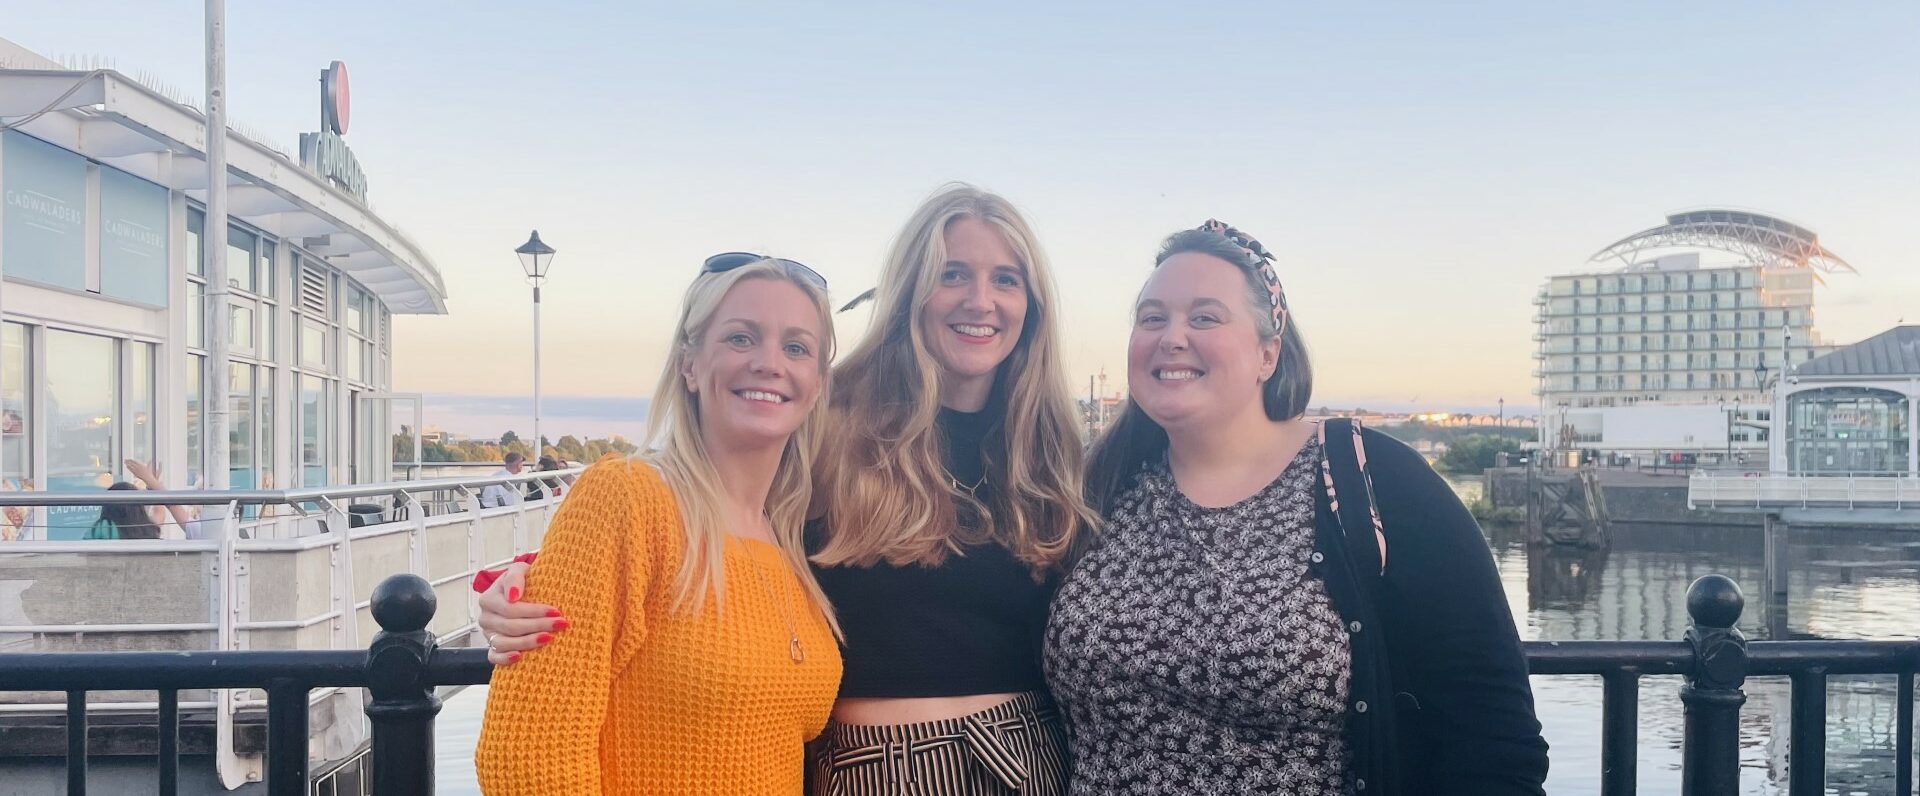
525, 455, 563, 502
86, 461, 193, 540
480, 451, 525, 508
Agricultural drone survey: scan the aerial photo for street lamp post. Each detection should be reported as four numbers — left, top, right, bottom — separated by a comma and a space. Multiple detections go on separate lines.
516, 231, 557, 459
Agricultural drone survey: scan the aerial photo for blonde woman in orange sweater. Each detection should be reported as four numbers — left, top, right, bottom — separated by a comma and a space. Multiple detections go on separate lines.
473, 255, 844, 794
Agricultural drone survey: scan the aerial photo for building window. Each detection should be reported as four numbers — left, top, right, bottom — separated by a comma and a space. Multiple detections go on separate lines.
230, 364, 256, 489
1, 324, 29, 502
128, 342, 155, 470
301, 374, 329, 487
187, 354, 204, 487
227, 226, 257, 294
301, 319, 328, 369
45, 331, 117, 538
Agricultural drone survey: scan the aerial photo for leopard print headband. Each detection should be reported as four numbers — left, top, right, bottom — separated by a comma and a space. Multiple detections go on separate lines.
1195, 219, 1287, 330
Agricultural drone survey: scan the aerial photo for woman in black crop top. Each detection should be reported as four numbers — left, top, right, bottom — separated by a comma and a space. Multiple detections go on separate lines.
477, 184, 1098, 795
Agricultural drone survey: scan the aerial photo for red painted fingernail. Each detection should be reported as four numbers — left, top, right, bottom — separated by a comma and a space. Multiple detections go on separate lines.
508, 652, 522, 663
552, 618, 570, 631
536, 633, 554, 645
507, 587, 520, 602
545, 608, 563, 618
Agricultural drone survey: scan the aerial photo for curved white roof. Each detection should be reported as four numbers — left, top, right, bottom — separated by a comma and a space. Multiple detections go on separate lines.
1589, 209, 1856, 276
0, 68, 447, 313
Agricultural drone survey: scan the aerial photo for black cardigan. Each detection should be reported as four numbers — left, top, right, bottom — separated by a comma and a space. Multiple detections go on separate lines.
1312, 424, 1548, 795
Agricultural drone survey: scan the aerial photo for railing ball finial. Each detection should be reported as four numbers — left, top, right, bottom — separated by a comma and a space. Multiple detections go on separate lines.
1686, 574, 1744, 629
371, 573, 437, 634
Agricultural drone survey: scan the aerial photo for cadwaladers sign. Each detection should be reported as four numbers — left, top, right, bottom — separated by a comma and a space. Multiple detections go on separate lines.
298, 61, 369, 202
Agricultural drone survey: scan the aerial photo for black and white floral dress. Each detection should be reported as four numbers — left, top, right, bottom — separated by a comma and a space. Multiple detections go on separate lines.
1044, 436, 1354, 794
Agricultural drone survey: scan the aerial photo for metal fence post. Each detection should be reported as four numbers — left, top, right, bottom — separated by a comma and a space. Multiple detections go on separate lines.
1681, 574, 1748, 796
364, 574, 442, 795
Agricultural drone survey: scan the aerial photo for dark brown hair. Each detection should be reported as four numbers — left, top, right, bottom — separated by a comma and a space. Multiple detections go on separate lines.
1082, 228, 1314, 519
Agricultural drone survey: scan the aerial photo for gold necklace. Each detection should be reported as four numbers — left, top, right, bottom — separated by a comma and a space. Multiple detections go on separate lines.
758, 555, 805, 664
946, 469, 987, 497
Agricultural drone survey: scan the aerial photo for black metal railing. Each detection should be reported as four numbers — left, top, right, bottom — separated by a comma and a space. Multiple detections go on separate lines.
0, 573, 1914, 795
0, 574, 490, 796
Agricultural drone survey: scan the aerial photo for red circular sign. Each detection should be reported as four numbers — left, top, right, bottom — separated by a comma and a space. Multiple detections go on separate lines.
322, 61, 351, 136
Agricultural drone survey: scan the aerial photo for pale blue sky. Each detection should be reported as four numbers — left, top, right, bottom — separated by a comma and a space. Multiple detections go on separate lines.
5, 2, 1916, 428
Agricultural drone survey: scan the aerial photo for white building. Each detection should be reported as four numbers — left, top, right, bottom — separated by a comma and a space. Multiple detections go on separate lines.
1770, 325, 1918, 476
1533, 210, 1854, 460
0, 40, 445, 538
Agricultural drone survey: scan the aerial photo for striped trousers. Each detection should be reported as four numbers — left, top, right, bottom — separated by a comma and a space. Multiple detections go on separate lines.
808, 691, 1070, 795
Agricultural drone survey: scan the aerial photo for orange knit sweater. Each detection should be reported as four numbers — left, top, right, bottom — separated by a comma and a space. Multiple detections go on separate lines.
474, 457, 842, 794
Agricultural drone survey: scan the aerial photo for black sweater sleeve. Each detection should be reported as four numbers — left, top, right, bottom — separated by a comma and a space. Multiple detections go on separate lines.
1364, 429, 1549, 795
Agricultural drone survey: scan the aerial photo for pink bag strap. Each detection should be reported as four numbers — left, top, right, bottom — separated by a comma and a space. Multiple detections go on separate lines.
1318, 418, 1388, 575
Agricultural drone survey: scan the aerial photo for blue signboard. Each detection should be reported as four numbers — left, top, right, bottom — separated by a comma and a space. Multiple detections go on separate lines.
1, 132, 87, 291
99, 168, 170, 306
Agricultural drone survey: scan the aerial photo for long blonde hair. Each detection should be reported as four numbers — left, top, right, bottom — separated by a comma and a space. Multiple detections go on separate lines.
813, 184, 1097, 574
645, 260, 839, 636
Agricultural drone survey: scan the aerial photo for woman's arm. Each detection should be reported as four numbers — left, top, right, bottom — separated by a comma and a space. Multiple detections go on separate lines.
1364, 430, 1548, 795
125, 460, 194, 532
473, 459, 658, 795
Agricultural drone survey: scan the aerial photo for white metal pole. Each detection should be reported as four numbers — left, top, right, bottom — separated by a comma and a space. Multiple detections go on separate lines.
532, 283, 541, 460
205, 0, 230, 492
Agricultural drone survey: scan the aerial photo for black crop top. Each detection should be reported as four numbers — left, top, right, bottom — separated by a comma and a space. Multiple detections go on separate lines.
809, 407, 1055, 698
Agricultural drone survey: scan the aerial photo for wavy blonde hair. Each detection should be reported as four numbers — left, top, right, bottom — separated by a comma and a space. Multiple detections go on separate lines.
813, 184, 1097, 575
645, 260, 839, 636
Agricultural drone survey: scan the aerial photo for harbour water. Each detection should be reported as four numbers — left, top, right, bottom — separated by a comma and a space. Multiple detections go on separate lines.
430, 479, 1920, 794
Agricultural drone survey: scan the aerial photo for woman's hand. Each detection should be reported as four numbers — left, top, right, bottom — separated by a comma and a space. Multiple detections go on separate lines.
475, 561, 567, 665
125, 460, 163, 490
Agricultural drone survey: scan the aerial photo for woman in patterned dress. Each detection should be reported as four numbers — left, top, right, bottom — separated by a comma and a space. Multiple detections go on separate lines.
1044, 222, 1549, 795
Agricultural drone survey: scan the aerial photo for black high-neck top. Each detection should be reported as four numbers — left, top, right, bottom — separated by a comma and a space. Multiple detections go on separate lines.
809, 407, 1055, 698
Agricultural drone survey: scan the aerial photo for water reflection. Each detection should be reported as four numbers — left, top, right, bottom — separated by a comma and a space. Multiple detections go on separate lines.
1495, 516, 1920, 795
432, 493, 1920, 795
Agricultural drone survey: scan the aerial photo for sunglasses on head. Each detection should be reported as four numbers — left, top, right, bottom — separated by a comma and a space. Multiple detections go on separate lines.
701, 252, 828, 291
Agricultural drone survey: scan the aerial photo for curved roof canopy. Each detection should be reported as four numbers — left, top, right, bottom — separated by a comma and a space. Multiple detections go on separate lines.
1589, 209, 1856, 276
0, 68, 447, 313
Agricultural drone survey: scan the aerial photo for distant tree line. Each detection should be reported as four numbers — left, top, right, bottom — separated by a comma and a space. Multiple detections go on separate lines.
394, 429, 640, 464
